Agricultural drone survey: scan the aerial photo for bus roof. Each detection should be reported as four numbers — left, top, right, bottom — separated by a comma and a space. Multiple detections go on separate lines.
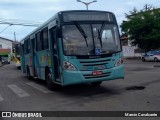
20, 10, 115, 42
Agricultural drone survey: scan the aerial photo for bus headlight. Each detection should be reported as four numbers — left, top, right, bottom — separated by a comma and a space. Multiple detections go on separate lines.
115, 58, 123, 66
63, 61, 77, 71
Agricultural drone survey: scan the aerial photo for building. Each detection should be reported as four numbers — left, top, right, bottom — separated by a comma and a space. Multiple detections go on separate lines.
0, 37, 13, 61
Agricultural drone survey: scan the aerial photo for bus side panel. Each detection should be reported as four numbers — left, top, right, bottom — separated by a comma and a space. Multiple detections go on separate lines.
34, 50, 51, 80
34, 51, 43, 80
24, 54, 31, 73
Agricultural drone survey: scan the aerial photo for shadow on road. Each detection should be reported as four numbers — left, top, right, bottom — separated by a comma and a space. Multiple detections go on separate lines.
58, 84, 120, 97
23, 76, 121, 99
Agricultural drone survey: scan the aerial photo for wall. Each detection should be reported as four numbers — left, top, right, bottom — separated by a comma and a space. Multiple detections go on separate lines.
0, 37, 13, 60
0, 38, 13, 50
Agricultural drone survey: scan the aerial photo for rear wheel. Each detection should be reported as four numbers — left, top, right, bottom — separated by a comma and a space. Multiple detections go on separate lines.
27, 67, 32, 80
45, 70, 60, 91
91, 81, 102, 87
154, 57, 158, 62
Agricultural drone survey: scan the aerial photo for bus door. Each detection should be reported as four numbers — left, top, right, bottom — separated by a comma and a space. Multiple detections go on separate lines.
50, 28, 61, 82
31, 38, 36, 77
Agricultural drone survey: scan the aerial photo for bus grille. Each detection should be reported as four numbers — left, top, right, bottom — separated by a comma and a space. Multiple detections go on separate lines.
79, 59, 111, 66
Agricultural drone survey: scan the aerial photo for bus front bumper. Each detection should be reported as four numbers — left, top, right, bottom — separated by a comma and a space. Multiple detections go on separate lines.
62, 65, 124, 86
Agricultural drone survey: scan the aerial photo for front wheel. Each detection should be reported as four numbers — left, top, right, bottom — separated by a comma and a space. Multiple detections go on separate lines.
45, 70, 60, 91
91, 81, 102, 87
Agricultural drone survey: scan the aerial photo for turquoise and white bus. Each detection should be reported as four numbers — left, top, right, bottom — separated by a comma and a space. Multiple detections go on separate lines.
20, 10, 124, 90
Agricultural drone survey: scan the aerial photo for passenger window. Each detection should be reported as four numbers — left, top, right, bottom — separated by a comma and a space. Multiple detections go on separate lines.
27, 39, 31, 53
24, 39, 30, 54
36, 32, 42, 51
24, 40, 28, 54
42, 28, 49, 50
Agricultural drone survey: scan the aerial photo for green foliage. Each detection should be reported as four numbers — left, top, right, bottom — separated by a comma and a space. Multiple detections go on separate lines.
121, 5, 160, 52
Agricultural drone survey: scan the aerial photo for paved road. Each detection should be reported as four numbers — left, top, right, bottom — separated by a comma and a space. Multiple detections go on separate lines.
0, 60, 160, 120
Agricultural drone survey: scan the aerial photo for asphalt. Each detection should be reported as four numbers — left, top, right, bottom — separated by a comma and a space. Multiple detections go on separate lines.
0, 60, 160, 120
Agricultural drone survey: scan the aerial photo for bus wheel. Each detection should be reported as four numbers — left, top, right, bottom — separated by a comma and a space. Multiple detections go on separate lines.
91, 81, 102, 87
27, 67, 32, 80
45, 71, 59, 91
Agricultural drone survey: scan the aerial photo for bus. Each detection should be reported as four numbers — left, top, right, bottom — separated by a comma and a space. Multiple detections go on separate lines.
20, 10, 124, 90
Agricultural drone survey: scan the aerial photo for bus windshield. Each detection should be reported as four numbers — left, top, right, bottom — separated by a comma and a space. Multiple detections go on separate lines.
62, 23, 121, 55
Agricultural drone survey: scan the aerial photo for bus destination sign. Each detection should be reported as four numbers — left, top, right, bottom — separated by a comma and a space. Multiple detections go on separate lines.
63, 12, 114, 22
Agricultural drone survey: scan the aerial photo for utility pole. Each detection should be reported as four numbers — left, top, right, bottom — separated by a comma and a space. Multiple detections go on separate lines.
77, 0, 97, 10
14, 32, 16, 42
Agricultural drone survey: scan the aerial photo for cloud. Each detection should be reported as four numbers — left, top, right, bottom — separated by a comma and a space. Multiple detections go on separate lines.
0, 0, 160, 40
0, 9, 16, 19
44, 6, 64, 11
0, 0, 61, 4
126, 1, 135, 5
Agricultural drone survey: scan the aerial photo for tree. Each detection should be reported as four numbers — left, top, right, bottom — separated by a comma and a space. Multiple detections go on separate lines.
121, 5, 160, 52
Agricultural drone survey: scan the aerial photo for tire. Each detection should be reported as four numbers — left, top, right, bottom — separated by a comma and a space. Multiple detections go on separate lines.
142, 57, 145, 62
27, 67, 32, 80
154, 57, 158, 62
45, 70, 59, 91
91, 81, 102, 87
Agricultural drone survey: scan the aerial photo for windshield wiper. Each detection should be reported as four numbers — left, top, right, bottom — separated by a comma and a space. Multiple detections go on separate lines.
74, 22, 88, 47
98, 22, 105, 48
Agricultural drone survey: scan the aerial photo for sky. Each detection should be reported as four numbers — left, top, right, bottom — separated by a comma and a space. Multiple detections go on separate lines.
0, 0, 160, 41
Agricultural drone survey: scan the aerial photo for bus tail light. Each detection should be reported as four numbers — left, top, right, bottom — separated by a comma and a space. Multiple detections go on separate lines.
115, 58, 123, 66
63, 61, 77, 71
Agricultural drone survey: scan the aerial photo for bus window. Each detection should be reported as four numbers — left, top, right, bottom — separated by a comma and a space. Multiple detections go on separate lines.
36, 32, 42, 51
24, 40, 28, 54
101, 25, 121, 52
42, 28, 49, 50
28, 39, 31, 53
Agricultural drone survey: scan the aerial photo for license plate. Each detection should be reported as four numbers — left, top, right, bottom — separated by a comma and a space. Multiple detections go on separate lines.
92, 71, 103, 76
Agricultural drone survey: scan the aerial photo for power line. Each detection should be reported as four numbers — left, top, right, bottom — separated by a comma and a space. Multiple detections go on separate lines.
0, 20, 42, 34
0, 22, 41, 27
0, 18, 43, 25
0, 18, 43, 28
0, 24, 12, 34
0, 18, 43, 22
